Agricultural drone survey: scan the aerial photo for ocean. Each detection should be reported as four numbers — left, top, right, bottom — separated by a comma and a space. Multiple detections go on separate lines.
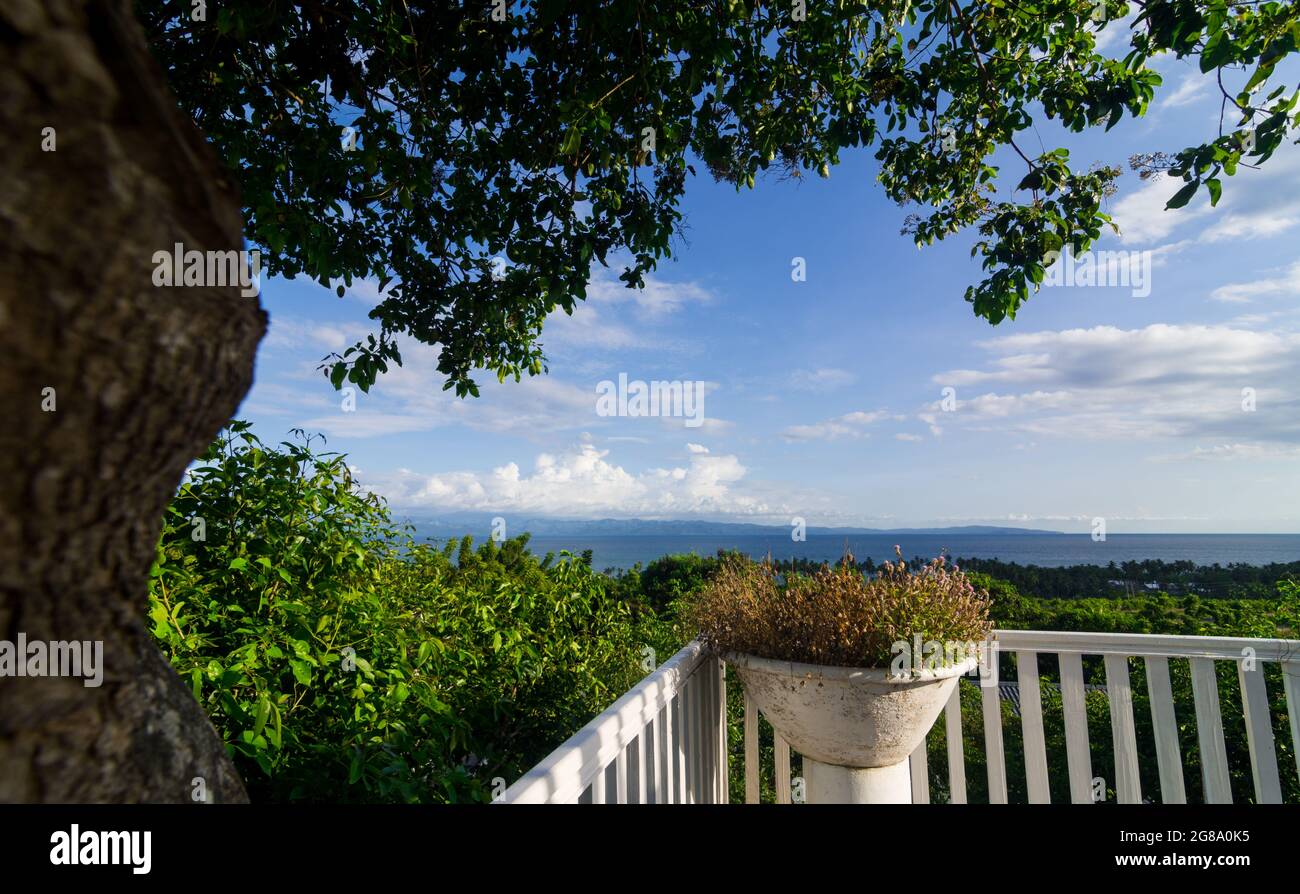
413, 532, 1300, 571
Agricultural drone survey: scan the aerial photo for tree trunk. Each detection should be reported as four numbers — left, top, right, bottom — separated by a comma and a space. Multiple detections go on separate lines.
0, 0, 264, 801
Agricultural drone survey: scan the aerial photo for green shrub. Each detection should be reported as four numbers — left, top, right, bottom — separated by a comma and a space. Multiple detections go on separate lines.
148, 423, 656, 802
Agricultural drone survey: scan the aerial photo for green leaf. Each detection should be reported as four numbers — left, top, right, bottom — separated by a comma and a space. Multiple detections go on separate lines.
1200, 33, 1232, 73
1205, 178, 1222, 207
253, 695, 271, 735
1165, 180, 1198, 210
267, 702, 283, 749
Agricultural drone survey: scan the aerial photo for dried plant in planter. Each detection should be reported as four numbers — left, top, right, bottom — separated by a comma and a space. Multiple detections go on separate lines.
688, 551, 992, 669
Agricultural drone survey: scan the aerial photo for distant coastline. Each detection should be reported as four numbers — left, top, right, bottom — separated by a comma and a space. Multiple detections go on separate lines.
398, 512, 1066, 538
403, 526, 1300, 572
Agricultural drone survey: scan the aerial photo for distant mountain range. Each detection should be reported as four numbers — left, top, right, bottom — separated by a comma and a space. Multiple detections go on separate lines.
397, 512, 1066, 538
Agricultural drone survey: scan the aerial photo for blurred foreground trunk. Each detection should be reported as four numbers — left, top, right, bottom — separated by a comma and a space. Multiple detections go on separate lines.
0, 0, 263, 801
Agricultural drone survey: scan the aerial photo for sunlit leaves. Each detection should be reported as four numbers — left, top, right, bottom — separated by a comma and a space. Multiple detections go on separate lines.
147, 423, 654, 802
139, 0, 1300, 365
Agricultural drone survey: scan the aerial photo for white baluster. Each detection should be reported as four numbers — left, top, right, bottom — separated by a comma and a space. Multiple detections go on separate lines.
1018, 651, 1050, 804
614, 746, 628, 804
981, 677, 1008, 803
744, 690, 759, 803
1190, 657, 1232, 804
1237, 658, 1282, 803
1104, 654, 1142, 803
910, 739, 930, 804
591, 760, 607, 804
775, 734, 791, 804
1059, 652, 1094, 803
1143, 656, 1185, 803
944, 684, 967, 804
1283, 659, 1300, 788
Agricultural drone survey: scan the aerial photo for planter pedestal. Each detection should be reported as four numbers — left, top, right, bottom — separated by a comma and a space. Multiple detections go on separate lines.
803, 758, 911, 804
726, 650, 980, 806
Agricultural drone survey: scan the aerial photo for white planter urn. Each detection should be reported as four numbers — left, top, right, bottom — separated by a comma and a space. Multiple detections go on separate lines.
726, 652, 977, 804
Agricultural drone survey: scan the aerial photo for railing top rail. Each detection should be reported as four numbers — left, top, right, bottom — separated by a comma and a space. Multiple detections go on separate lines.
995, 628, 1300, 662
498, 640, 706, 804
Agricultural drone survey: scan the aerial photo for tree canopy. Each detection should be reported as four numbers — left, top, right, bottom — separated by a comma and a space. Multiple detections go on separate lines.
140, 0, 1300, 393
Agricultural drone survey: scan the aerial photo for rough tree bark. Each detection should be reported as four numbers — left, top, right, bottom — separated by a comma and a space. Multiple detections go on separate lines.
0, 0, 263, 801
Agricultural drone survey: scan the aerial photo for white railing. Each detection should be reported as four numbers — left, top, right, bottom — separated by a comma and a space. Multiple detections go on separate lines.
499, 641, 728, 803
502, 630, 1300, 805
750, 629, 1300, 804
955, 629, 1300, 804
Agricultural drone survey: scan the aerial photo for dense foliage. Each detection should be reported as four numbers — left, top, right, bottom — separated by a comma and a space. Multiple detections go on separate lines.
607, 549, 737, 615
957, 556, 1300, 601
148, 423, 661, 802
688, 553, 992, 667
774, 554, 1300, 601
138, 1, 1300, 394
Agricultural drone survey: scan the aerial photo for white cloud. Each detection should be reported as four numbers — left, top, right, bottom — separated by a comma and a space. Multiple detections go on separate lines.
1111, 139, 1300, 247
941, 324, 1297, 386
1093, 14, 1137, 55
929, 391, 1072, 418
678, 416, 734, 434
790, 368, 856, 390
586, 267, 714, 316
840, 410, 889, 424
265, 325, 600, 438
296, 411, 443, 438
340, 278, 386, 308
1200, 210, 1300, 242
1159, 73, 1209, 110
1110, 173, 1214, 244
261, 323, 735, 441
362, 442, 771, 516
305, 267, 710, 357
299, 368, 597, 439
264, 316, 372, 352
929, 324, 1300, 444
542, 303, 647, 351
895, 433, 923, 442
781, 409, 890, 442
1151, 443, 1300, 462
540, 267, 714, 352
1210, 261, 1300, 303
238, 381, 334, 418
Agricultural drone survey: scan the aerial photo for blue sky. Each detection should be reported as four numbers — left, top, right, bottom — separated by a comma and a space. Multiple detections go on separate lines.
239, 50, 1300, 534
